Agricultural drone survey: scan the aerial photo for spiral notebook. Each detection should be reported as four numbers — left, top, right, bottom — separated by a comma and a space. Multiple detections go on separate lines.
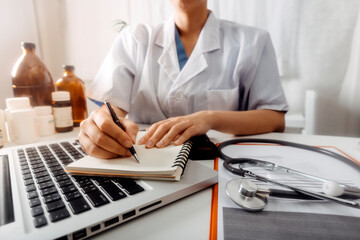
65, 135, 192, 181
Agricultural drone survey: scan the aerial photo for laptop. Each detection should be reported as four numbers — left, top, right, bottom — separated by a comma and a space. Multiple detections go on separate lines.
0, 136, 218, 239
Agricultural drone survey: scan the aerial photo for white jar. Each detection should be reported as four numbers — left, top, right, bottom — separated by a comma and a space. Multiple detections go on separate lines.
5, 97, 32, 142
34, 106, 55, 136
11, 109, 39, 145
0, 109, 7, 146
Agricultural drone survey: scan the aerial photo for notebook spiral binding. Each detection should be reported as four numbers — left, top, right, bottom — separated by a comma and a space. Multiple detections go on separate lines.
172, 140, 193, 175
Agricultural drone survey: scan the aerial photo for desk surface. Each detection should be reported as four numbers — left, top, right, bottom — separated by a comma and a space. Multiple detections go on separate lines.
2, 129, 360, 239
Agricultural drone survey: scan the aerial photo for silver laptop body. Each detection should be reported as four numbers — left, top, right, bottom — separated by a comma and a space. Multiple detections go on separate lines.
0, 137, 218, 239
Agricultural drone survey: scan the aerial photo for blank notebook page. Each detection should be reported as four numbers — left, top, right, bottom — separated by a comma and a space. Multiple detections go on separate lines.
70, 144, 183, 174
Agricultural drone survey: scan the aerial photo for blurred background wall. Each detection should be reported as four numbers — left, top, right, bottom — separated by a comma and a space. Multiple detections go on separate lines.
1, 0, 359, 137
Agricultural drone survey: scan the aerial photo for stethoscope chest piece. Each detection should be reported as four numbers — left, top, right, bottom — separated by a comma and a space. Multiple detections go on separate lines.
226, 179, 267, 211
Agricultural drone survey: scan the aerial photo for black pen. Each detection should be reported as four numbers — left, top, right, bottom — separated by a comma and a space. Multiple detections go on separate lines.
104, 100, 140, 163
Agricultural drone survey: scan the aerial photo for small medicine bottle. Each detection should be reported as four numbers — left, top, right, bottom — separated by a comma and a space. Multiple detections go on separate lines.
0, 109, 6, 147
0, 129, 3, 148
11, 109, 39, 145
5, 97, 32, 142
56, 65, 88, 127
34, 106, 55, 136
52, 91, 73, 132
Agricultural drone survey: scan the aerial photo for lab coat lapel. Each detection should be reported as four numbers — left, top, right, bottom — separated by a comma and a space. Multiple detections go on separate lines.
173, 12, 221, 89
155, 17, 180, 82
155, 12, 221, 88
179, 53, 207, 86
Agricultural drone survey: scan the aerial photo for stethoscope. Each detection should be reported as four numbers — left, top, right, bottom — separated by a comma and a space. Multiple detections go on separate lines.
218, 138, 360, 211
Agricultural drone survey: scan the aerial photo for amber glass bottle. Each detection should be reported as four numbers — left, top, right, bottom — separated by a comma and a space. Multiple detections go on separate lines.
56, 65, 88, 126
12, 42, 55, 106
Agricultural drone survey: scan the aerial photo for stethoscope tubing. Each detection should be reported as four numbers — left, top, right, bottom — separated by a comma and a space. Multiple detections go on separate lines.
219, 138, 360, 171
219, 138, 360, 209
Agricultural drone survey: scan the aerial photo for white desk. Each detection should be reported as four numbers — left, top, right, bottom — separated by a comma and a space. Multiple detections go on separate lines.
2, 130, 360, 239
92, 131, 360, 240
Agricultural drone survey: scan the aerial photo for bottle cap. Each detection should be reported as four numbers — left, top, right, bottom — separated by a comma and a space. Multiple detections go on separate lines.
52, 91, 70, 101
21, 42, 36, 50
6, 97, 31, 109
63, 65, 75, 71
11, 108, 36, 117
34, 106, 52, 116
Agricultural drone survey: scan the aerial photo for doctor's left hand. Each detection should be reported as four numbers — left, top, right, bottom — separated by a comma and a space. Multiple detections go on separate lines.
138, 111, 212, 148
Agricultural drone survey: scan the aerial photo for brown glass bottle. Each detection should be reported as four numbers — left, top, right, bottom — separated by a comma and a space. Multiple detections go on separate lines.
56, 65, 88, 127
12, 42, 55, 106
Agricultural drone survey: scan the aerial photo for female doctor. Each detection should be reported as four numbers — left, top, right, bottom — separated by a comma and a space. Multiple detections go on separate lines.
79, 0, 289, 159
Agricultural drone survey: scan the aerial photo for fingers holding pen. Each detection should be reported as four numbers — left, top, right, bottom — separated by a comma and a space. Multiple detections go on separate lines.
92, 109, 134, 148
79, 114, 131, 158
121, 118, 139, 144
78, 131, 119, 159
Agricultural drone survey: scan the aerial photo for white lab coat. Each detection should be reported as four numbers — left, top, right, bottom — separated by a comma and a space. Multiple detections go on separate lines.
88, 12, 288, 124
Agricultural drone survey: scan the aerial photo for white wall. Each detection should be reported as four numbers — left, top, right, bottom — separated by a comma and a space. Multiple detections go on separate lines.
1, 0, 360, 137
0, 0, 40, 109
34, 0, 173, 83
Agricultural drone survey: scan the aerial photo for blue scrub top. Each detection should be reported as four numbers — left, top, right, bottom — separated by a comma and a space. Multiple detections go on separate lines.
175, 27, 188, 70
90, 98, 103, 107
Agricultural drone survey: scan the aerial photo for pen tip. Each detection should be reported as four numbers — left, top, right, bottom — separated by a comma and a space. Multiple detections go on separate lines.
134, 153, 140, 163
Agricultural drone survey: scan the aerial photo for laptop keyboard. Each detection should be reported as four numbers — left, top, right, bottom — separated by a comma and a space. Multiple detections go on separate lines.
17, 140, 145, 228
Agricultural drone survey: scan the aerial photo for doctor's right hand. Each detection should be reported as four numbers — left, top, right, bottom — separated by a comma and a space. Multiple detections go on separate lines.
78, 105, 139, 159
